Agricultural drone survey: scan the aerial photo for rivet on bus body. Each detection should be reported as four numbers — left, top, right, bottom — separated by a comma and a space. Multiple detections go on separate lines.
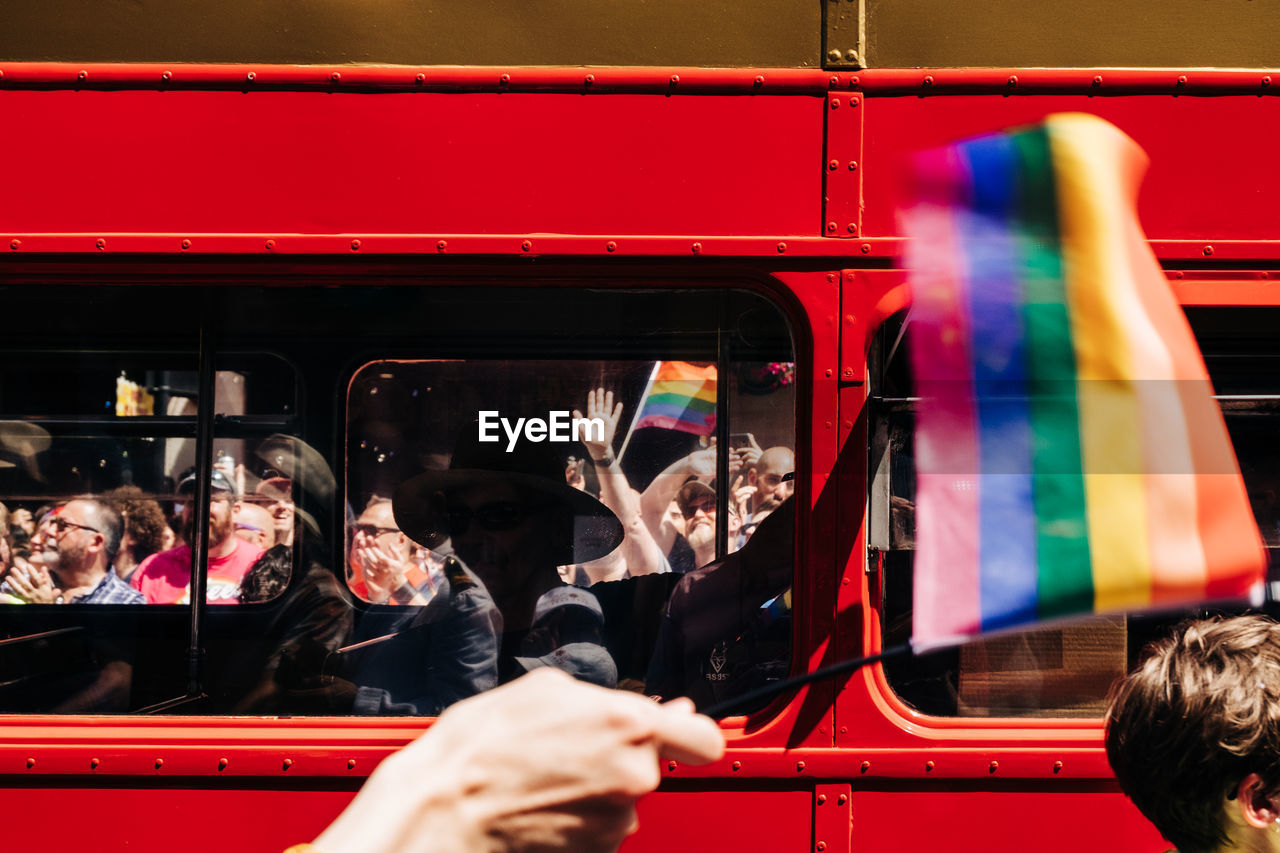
830, 98, 840, 109
827, 51, 842, 64
667, 761, 677, 772
860, 243, 871, 254
90, 758, 100, 769
825, 369, 832, 377
817, 794, 827, 805
691, 243, 702, 254
218, 758, 229, 771
989, 761, 999, 774
838, 794, 848, 805
348, 759, 357, 770
841, 577, 849, 585
181, 239, 191, 250
1053, 761, 1063, 774
1264, 76, 1272, 87
350, 240, 361, 251
843, 367, 854, 378
849, 76, 860, 87
669, 75, 679, 86
796, 761, 806, 772
9, 239, 19, 250
850, 96, 859, 107
0, 70, 5, 81
26, 758, 35, 769
265, 240, 276, 250
246, 72, 256, 83
1177, 75, 1187, 87
754, 75, 764, 87
161, 71, 171, 82
283, 759, 293, 770
415, 73, 426, 84
437, 240, 447, 252
96, 238, 106, 250
1092, 75, 1103, 86
776, 242, 787, 253
521, 240, 532, 252
331, 72, 341, 82
860, 761, 870, 773
606, 241, 617, 252
584, 74, 594, 85
925, 761, 935, 772
500, 74, 510, 85
922, 76, 933, 87
78, 70, 88, 82
817, 843, 827, 851
847, 223, 858, 235
1007, 75, 1018, 87
848, 160, 858, 171
155, 759, 164, 770
731, 761, 741, 772
828, 159, 839, 170
1203, 245, 1214, 256
827, 222, 837, 233
839, 727, 847, 735
845, 49, 858, 63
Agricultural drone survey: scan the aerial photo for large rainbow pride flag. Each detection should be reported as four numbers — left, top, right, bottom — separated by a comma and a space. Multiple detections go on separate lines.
904, 113, 1266, 649
633, 361, 718, 435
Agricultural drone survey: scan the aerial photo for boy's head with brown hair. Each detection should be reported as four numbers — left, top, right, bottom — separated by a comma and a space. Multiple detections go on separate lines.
1106, 614, 1280, 853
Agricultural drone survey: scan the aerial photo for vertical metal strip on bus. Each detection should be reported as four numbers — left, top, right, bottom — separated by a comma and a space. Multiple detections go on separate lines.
716, 318, 731, 557
186, 324, 217, 696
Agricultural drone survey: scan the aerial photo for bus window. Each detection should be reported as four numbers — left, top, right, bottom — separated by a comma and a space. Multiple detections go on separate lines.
872, 306, 1277, 718
0, 282, 796, 716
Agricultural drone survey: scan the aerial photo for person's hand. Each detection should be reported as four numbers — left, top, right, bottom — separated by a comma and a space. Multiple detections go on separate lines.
574, 387, 624, 463
313, 668, 726, 853
685, 446, 717, 480
729, 434, 762, 479
354, 539, 409, 604
7, 564, 62, 604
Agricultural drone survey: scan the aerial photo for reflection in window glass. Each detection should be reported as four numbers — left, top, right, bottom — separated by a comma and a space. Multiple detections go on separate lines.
874, 308, 1279, 718
0, 283, 795, 716
344, 350, 796, 712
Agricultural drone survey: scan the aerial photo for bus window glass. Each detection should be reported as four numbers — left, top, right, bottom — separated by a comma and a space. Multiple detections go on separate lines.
341, 350, 794, 711
0, 283, 794, 716
874, 306, 1277, 718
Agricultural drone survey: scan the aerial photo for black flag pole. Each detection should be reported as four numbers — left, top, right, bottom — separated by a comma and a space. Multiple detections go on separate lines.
701, 642, 916, 718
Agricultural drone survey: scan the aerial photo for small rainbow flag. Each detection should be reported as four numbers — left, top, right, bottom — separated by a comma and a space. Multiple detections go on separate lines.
633, 361, 718, 435
904, 113, 1266, 649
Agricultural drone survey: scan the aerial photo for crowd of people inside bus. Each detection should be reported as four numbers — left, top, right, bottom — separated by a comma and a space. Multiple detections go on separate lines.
0, 380, 796, 718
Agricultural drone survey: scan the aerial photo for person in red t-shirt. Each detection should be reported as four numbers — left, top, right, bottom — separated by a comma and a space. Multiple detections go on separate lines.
132, 469, 265, 604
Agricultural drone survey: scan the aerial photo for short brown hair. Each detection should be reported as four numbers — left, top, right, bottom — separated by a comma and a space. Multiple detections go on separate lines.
106, 486, 169, 562
1105, 615, 1280, 853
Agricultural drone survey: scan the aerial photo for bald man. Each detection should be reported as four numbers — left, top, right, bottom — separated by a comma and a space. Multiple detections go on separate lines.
235, 501, 277, 551
748, 446, 794, 514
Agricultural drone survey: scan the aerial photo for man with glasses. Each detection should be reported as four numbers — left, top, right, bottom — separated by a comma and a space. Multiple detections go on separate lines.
131, 470, 264, 604
2, 498, 142, 605
346, 497, 436, 605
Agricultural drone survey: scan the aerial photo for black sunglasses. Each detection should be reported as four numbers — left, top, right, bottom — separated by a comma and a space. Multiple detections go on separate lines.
51, 517, 99, 535
353, 523, 399, 539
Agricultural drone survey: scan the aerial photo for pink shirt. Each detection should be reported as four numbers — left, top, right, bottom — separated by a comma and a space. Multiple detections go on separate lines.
131, 540, 266, 604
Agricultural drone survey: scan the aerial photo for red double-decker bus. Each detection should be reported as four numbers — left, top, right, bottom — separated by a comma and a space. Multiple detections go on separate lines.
2, 2, 1278, 850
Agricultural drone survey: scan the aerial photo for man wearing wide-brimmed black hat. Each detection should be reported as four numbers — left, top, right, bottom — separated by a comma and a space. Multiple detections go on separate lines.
394, 426, 624, 675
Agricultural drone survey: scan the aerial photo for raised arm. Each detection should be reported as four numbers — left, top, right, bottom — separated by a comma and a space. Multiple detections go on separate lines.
575, 388, 665, 577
